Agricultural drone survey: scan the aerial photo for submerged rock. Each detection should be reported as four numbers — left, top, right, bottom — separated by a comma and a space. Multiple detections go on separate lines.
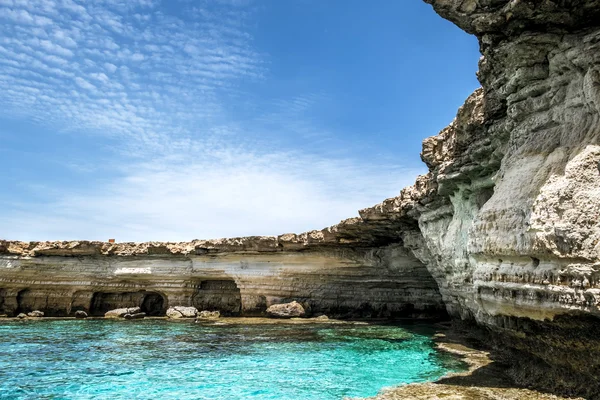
266, 301, 305, 318
123, 312, 146, 320
105, 307, 141, 318
166, 306, 198, 319
74, 310, 88, 319
196, 310, 220, 320
27, 310, 44, 318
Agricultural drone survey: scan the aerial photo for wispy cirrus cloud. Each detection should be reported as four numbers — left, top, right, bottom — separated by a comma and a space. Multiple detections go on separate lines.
0, 0, 424, 241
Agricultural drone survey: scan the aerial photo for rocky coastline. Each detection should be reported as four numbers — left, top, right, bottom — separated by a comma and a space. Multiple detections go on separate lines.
2, 0, 600, 398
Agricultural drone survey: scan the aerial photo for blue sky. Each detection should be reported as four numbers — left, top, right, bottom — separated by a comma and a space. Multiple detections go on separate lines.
0, 0, 480, 241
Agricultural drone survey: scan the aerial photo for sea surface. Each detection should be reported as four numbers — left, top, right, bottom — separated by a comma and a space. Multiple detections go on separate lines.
0, 319, 465, 400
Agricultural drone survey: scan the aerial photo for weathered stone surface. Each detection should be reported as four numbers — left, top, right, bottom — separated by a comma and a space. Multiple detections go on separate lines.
26, 310, 44, 318
104, 307, 141, 318
0, 244, 445, 320
74, 310, 87, 319
197, 310, 220, 319
266, 301, 306, 318
123, 312, 146, 320
166, 306, 198, 319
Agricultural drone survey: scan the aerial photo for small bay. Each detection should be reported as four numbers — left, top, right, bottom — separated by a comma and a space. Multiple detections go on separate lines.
0, 320, 465, 400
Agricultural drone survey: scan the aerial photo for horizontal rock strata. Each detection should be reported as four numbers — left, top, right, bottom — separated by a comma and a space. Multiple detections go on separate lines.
0, 243, 445, 319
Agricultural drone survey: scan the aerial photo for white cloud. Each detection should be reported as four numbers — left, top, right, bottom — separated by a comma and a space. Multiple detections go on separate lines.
131, 52, 144, 61
104, 62, 118, 73
0, 0, 420, 241
2, 150, 421, 241
74, 77, 95, 91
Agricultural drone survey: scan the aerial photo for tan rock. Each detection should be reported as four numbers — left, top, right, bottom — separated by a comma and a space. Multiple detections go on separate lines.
104, 307, 141, 318
266, 301, 306, 318
196, 310, 220, 319
166, 306, 198, 319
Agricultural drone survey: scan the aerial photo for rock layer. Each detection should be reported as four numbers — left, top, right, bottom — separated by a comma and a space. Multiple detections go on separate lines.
0, 243, 445, 320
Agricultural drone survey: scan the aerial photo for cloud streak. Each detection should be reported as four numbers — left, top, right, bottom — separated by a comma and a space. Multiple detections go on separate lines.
0, 0, 424, 241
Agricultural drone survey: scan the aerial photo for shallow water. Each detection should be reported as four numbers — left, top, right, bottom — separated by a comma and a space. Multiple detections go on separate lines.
0, 319, 465, 400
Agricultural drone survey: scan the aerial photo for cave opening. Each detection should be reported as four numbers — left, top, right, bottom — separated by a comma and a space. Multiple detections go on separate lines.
89, 291, 167, 316
141, 292, 165, 316
0, 289, 6, 315
192, 280, 241, 316
16, 289, 36, 314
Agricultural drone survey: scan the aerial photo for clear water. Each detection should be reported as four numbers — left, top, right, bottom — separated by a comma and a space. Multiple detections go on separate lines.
0, 320, 465, 400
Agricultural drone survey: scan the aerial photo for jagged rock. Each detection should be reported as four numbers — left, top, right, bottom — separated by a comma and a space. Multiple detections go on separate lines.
16, 313, 26, 319
104, 307, 141, 318
123, 312, 146, 320
166, 306, 198, 319
266, 301, 306, 318
27, 310, 44, 318
196, 310, 220, 320
74, 310, 88, 319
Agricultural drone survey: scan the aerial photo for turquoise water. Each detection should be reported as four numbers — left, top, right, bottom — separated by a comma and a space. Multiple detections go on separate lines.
0, 320, 464, 400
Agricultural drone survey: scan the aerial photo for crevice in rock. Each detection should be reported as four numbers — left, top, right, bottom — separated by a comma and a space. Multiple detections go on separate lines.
192, 280, 241, 316
141, 292, 166, 316
0, 289, 6, 315
89, 291, 167, 316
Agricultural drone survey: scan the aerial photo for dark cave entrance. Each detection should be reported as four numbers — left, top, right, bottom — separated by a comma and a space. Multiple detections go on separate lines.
16, 289, 37, 314
0, 289, 6, 314
89, 291, 167, 316
192, 280, 241, 316
140, 292, 165, 316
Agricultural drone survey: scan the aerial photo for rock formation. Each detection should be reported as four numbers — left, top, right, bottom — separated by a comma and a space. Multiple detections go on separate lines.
166, 306, 198, 319
196, 310, 220, 320
266, 301, 306, 318
105, 307, 141, 318
0, 241, 445, 320
1, 0, 600, 397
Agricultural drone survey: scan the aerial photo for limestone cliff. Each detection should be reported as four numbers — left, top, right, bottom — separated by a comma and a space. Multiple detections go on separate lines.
2, 0, 600, 397
0, 239, 444, 319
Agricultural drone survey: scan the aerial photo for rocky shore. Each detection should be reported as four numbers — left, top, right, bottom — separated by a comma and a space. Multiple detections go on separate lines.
2, 0, 600, 398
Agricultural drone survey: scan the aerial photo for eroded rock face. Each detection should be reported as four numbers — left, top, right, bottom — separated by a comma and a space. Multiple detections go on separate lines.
407, 0, 600, 396
105, 307, 141, 318
266, 301, 306, 318
27, 310, 44, 318
123, 312, 146, 320
197, 310, 220, 320
0, 244, 446, 320
166, 306, 198, 319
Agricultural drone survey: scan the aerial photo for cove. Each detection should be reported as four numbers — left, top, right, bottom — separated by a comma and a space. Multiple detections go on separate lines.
0, 320, 465, 400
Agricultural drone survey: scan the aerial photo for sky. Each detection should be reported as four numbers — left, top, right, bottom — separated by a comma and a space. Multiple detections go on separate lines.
0, 0, 480, 242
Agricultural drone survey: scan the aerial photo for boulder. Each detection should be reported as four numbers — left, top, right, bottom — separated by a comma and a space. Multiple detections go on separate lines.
124, 312, 146, 320
266, 301, 306, 318
27, 310, 44, 318
196, 310, 220, 320
105, 307, 141, 318
16, 313, 27, 319
74, 310, 88, 319
315, 315, 329, 320
166, 306, 198, 319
